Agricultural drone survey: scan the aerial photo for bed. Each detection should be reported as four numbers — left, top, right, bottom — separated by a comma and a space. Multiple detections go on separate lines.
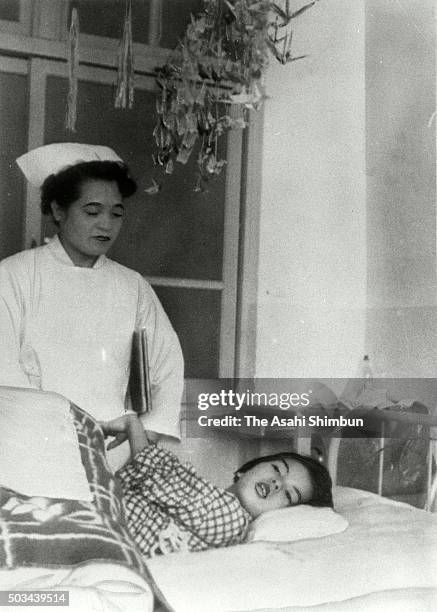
1, 388, 436, 612
147, 405, 437, 612
147, 486, 437, 612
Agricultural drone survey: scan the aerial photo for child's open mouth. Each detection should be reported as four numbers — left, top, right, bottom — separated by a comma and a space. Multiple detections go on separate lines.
255, 482, 270, 498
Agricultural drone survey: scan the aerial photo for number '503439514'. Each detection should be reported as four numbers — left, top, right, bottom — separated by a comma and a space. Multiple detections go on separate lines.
0, 591, 69, 606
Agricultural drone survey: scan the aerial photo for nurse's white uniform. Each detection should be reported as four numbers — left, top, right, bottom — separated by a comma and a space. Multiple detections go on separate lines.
0, 235, 184, 468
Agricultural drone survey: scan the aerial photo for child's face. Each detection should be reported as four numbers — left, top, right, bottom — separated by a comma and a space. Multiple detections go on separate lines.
231, 457, 313, 518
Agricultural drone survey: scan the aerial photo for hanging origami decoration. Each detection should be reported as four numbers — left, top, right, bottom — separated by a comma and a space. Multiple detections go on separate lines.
66, 7, 79, 131
115, 0, 135, 109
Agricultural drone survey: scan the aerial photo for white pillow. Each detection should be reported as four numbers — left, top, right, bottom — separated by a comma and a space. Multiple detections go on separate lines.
0, 386, 92, 501
247, 504, 348, 542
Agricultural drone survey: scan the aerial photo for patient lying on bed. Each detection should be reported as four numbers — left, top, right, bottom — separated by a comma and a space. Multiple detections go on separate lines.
100, 414, 332, 558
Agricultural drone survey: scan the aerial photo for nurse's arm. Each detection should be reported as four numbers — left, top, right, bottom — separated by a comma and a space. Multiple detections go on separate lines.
0, 267, 33, 387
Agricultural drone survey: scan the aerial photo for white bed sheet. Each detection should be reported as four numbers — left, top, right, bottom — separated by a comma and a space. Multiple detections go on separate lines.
243, 588, 437, 612
146, 487, 437, 612
0, 562, 154, 612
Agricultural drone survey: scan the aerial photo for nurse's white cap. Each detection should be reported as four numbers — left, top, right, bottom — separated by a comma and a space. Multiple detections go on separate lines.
16, 143, 123, 188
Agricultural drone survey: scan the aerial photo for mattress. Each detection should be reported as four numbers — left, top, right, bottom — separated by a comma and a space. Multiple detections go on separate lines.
146, 486, 437, 612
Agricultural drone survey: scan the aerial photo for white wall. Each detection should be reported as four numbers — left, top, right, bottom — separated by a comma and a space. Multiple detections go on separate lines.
255, 0, 367, 378
365, 0, 436, 378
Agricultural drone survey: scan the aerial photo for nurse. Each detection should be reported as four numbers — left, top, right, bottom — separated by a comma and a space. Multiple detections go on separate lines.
0, 143, 184, 469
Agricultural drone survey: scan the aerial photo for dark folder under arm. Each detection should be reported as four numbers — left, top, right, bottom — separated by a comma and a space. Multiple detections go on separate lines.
128, 328, 152, 415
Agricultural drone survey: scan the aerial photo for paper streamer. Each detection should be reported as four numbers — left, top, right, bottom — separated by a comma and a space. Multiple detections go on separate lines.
66, 7, 79, 132
115, 0, 135, 109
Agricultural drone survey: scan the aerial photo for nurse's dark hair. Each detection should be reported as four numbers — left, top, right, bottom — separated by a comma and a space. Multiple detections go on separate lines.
40, 160, 137, 217
234, 451, 333, 508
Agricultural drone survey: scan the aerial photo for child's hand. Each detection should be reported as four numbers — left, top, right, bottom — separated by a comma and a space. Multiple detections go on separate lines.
99, 413, 149, 456
99, 414, 139, 451
100, 415, 130, 436
106, 432, 128, 451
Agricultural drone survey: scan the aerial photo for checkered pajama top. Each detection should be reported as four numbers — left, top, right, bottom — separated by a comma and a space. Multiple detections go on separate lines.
117, 445, 251, 558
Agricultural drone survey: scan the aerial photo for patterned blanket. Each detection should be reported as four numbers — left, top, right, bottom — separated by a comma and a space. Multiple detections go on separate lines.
0, 403, 146, 574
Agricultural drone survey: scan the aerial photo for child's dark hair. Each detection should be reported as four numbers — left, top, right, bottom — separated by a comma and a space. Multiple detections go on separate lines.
235, 451, 333, 508
40, 160, 137, 219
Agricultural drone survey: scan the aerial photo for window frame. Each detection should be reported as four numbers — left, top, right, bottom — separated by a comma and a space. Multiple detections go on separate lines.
0, 55, 30, 258
0, 0, 32, 36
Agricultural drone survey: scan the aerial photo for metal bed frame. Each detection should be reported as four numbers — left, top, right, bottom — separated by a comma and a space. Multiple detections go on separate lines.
327, 407, 437, 511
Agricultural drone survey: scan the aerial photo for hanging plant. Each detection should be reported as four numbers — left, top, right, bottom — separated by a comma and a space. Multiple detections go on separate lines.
152, 0, 319, 191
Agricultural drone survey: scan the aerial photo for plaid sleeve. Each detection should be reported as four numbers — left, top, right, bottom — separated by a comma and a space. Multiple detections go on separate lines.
159, 470, 251, 549
192, 491, 251, 548
116, 444, 178, 490
117, 447, 251, 555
